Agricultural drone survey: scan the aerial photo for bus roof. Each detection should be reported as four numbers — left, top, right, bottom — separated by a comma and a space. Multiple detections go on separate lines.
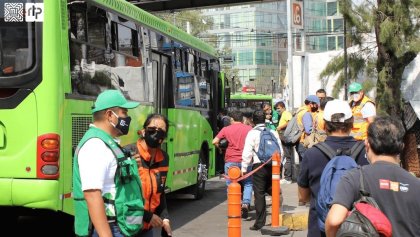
92, 0, 217, 57
230, 93, 272, 101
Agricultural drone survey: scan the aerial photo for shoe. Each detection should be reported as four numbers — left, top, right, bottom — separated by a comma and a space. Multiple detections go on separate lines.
249, 225, 262, 231
241, 204, 249, 219
280, 179, 292, 185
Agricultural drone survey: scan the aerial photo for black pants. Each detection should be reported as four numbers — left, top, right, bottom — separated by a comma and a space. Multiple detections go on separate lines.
281, 144, 294, 181
251, 163, 273, 229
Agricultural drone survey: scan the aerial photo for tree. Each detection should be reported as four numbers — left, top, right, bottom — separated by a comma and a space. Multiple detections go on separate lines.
153, 10, 217, 47
321, 0, 420, 175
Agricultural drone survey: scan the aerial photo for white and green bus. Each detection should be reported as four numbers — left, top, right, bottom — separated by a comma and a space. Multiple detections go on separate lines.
0, 0, 226, 220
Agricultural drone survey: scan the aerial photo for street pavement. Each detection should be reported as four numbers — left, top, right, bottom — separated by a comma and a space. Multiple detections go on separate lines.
165, 176, 309, 237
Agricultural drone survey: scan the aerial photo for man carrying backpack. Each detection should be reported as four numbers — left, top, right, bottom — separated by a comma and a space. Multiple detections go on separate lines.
297, 99, 368, 237
242, 109, 283, 231
325, 116, 420, 237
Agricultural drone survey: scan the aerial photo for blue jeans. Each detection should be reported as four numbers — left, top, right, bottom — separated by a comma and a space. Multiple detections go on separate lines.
92, 222, 124, 237
224, 162, 253, 205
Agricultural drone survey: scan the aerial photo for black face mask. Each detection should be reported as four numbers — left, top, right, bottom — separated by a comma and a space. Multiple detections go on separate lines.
311, 107, 318, 112
111, 111, 131, 135
144, 129, 166, 148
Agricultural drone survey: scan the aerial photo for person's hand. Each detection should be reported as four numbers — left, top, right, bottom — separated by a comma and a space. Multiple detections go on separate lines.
162, 219, 172, 236
133, 153, 141, 167
149, 214, 163, 228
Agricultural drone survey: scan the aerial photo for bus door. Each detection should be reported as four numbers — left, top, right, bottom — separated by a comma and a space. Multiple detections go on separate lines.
151, 52, 170, 115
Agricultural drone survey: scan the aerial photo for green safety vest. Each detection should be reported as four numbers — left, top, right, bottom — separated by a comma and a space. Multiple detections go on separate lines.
73, 126, 144, 237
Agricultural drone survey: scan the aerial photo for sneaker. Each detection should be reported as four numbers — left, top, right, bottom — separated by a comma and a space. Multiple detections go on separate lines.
241, 204, 249, 219
280, 179, 292, 185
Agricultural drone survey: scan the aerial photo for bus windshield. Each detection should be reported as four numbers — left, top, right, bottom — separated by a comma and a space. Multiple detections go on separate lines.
0, 19, 35, 77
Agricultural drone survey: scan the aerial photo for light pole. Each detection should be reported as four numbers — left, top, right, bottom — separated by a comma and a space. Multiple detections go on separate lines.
271, 78, 274, 98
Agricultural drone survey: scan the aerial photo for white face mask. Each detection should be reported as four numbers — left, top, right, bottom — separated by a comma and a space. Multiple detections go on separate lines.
352, 93, 361, 101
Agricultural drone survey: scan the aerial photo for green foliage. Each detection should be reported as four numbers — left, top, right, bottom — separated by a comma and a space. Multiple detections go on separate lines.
322, 0, 419, 117
154, 10, 213, 37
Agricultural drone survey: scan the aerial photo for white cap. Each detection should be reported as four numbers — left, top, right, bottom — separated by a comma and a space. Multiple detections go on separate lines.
323, 99, 353, 122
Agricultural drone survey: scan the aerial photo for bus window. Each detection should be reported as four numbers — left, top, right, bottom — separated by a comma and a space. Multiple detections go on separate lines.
0, 21, 35, 76
69, 7, 147, 102
87, 8, 106, 48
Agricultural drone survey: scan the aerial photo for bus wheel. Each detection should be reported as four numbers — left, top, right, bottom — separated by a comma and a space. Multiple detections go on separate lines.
191, 149, 208, 200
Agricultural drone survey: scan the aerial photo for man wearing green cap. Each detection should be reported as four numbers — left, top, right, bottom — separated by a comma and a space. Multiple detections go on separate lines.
73, 90, 144, 237
348, 82, 376, 140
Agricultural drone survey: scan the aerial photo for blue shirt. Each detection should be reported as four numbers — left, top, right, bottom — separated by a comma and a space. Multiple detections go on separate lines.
302, 111, 313, 135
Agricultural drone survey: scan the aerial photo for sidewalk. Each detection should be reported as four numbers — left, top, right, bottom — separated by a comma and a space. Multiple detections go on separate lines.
220, 177, 309, 237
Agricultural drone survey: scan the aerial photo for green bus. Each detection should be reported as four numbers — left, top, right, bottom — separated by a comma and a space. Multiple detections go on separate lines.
229, 93, 272, 117
0, 0, 226, 219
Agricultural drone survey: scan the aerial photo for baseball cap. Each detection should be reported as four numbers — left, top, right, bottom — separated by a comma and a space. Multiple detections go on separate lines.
91, 90, 140, 113
349, 82, 363, 93
306, 95, 320, 105
323, 99, 353, 122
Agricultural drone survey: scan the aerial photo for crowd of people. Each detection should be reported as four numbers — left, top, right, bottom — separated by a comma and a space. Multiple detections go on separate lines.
214, 83, 420, 236
72, 84, 420, 237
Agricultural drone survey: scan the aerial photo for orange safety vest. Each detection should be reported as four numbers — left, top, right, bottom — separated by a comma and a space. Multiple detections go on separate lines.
350, 95, 375, 141
136, 139, 169, 231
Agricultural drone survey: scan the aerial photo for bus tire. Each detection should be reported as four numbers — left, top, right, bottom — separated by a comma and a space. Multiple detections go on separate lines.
191, 149, 208, 200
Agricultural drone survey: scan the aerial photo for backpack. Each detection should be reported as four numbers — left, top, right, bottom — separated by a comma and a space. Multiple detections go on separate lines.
281, 109, 304, 145
315, 141, 365, 232
303, 114, 327, 148
254, 126, 282, 162
337, 167, 392, 237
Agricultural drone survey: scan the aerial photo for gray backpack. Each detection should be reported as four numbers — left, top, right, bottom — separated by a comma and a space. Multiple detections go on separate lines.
281, 109, 304, 145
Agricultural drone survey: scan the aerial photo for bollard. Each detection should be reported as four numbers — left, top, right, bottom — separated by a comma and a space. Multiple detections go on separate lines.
227, 166, 242, 237
261, 152, 290, 236
271, 152, 281, 227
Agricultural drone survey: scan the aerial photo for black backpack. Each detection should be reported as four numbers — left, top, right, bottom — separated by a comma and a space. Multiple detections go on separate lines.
336, 167, 392, 237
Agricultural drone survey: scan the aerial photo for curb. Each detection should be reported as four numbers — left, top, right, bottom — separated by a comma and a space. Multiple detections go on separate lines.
279, 212, 309, 230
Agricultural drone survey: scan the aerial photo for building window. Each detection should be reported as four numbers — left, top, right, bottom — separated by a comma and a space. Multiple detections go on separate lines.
328, 36, 336, 50
333, 19, 343, 32
327, 2, 338, 16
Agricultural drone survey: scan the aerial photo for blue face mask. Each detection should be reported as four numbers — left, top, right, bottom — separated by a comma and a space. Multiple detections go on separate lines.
110, 111, 131, 135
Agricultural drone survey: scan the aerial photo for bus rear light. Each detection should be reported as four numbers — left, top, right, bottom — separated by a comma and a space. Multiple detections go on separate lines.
41, 139, 59, 149
37, 134, 60, 179
41, 165, 59, 175
41, 151, 59, 162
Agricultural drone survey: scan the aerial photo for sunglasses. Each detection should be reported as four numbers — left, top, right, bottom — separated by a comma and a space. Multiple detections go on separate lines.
146, 126, 167, 137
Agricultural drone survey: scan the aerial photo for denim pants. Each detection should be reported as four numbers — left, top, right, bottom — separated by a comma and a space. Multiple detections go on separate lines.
92, 222, 124, 237
224, 162, 253, 205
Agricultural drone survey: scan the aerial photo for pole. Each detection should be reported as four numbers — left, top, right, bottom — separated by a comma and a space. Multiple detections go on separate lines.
343, 17, 348, 101
271, 152, 281, 227
287, 0, 294, 109
260, 151, 289, 235
227, 166, 241, 237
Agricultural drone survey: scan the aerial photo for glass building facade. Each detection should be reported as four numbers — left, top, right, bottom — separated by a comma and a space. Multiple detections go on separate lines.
202, 0, 344, 92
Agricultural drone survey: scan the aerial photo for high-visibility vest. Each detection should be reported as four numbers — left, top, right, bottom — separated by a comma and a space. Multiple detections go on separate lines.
73, 126, 144, 237
350, 96, 375, 140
